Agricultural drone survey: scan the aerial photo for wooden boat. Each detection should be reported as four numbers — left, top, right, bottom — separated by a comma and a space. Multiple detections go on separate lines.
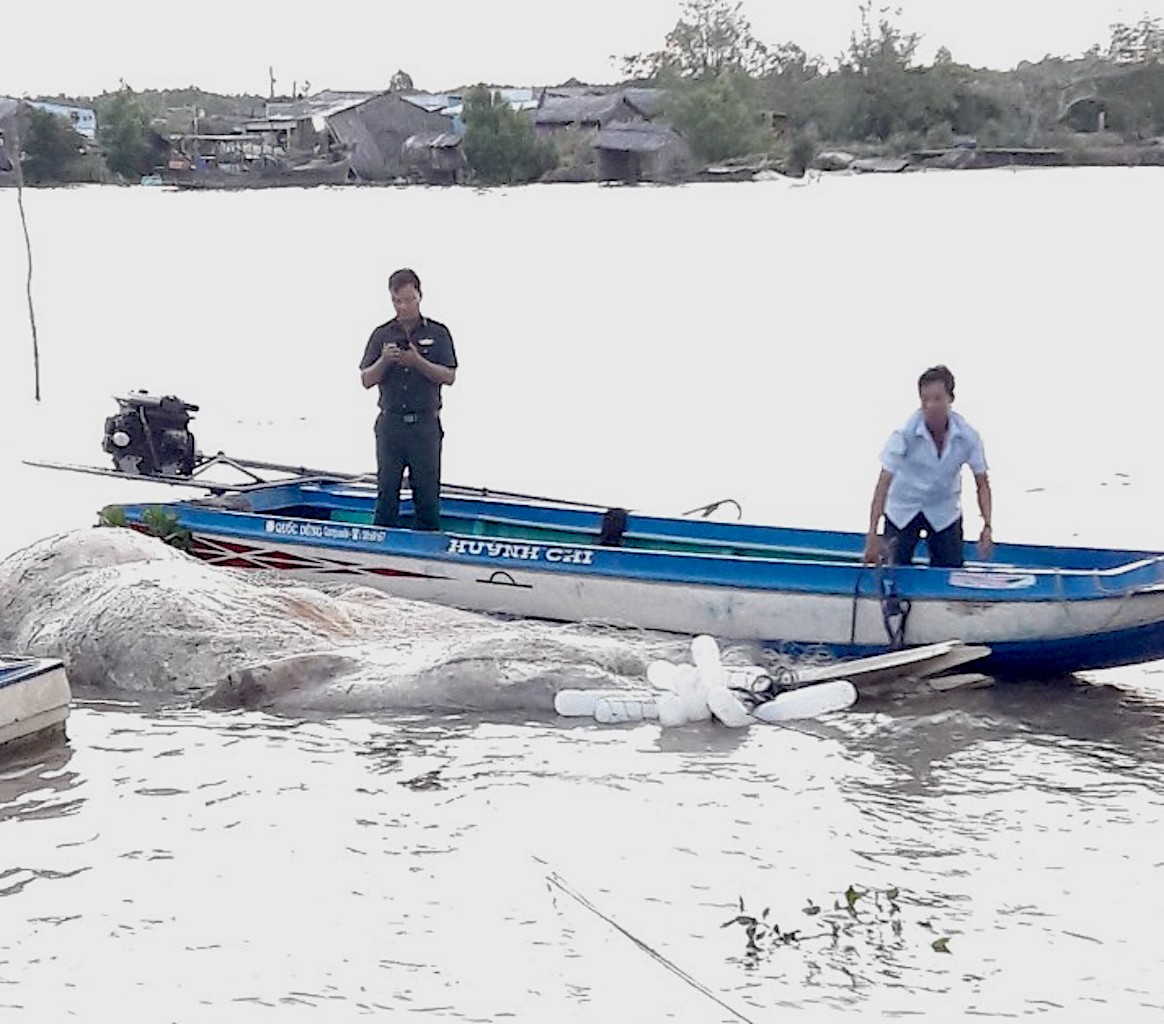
0, 656, 71, 754
159, 156, 354, 190
88, 468, 1164, 678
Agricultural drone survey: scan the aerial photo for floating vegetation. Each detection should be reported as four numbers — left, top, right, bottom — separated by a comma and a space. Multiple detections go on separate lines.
722, 884, 953, 984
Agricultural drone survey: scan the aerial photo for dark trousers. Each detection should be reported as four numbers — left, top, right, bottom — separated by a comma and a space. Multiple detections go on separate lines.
885, 513, 965, 568
373, 411, 443, 530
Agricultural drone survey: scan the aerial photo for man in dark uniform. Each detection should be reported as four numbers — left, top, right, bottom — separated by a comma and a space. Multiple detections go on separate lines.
359, 268, 458, 530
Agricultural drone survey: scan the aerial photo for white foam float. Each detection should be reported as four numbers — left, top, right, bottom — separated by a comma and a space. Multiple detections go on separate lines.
554, 635, 858, 727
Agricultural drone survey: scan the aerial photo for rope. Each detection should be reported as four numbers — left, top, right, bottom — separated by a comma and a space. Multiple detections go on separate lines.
11, 132, 42, 401
874, 550, 911, 649
681, 497, 743, 519
543, 867, 758, 1024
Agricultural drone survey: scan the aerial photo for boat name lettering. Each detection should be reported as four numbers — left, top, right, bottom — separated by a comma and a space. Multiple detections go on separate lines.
264, 519, 386, 543
445, 538, 594, 565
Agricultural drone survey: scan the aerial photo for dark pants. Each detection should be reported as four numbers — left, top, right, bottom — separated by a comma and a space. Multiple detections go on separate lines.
373, 411, 443, 530
885, 513, 965, 568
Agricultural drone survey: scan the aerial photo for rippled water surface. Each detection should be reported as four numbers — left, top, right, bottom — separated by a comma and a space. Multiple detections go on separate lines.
5, 681, 1164, 1021
3, 170, 1164, 1020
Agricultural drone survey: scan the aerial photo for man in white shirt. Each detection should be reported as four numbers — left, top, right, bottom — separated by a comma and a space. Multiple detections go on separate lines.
863, 365, 994, 568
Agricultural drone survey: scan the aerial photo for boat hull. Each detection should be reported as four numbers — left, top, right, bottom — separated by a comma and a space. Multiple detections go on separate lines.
160, 159, 353, 189
0, 657, 71, 753
168, 511, 1164, 677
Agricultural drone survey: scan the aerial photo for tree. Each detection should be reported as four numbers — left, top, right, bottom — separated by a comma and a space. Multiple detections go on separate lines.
21, 106, 88, 183
839, 2, 926, 140
664, 71, 765, 161
753, 41, 823, 127
620, 0, 772, 80
389, 69, 415, 92
97, 88, 154, 179
1108, 15, 1164, 64
461, 86, 556, 185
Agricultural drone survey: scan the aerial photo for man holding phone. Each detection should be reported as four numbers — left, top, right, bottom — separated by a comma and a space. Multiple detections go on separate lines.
359, 268, 458, 530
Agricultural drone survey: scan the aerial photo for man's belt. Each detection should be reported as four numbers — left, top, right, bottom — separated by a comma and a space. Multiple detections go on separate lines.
383, 409, 435, 424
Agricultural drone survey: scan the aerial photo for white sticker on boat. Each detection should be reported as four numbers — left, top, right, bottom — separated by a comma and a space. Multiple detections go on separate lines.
446, 538, 594, 565
262, 519, 385, 543
948, 570, 1036, 589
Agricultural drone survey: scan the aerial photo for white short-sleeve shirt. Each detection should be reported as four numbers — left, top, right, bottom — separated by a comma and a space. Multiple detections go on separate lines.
880, 409, 988, 532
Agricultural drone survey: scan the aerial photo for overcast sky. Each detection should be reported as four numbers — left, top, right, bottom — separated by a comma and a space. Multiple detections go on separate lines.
3, 0, 1153, 98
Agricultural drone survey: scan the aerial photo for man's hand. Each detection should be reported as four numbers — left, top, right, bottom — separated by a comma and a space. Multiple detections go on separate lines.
863, 532, 885, 565
396, 344, 424, 369
977, 525, 994, 560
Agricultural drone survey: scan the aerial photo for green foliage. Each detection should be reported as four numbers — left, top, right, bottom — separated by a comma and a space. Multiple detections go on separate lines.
97, 505, 128, 527
461, 86, 557, 185
1096, 62, 1164, 137
794, 17, 1003, 149
141, 506, 193, 552
839, 2, 926, 141
723, 885, 954, 983
96, 89, 154, 179
664, 72, 765, 162
1109, 15, 1164, 64
20, 107, 90, 184
98, 504, 191, 552
624, 0, 773, 80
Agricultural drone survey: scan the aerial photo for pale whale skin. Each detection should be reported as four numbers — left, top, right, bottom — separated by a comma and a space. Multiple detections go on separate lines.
0, 529, 649, 713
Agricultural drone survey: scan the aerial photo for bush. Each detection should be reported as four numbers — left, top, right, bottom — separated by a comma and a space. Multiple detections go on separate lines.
21, 107, 91, 183
665, 72, 764, 162
462, 87, 557, 185
97, 89, 155, 179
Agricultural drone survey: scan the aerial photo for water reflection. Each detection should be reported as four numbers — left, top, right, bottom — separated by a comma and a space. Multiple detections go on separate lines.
836, 673, 1164, 800
0, 736, 81, 824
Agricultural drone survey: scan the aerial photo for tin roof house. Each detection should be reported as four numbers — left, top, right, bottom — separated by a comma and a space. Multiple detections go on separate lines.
532, 85, 686, 182
401, 130, 466, 185
533, 91, 648, 134
594, 121, 692, 184
326, 92, 458, 180
165, 90, 458, 184
27, 100, 97, 139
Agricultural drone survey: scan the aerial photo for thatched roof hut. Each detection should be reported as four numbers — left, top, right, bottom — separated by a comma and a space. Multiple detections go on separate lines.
533, 88, 665, 133
594, 122, 692, 183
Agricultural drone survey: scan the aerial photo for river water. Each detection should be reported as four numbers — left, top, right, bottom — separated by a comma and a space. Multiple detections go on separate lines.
2, 170, 1164, 1021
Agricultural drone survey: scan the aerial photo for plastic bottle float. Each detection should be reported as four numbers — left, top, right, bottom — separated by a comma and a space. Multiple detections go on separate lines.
554, 635, 857, 727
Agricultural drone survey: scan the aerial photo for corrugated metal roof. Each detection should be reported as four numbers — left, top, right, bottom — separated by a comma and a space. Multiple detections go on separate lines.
593, 122, 677, 153
622, 87, 666, 118
534, 94, 627, 125
405, 131, 462, 149
264, 93, 379, 122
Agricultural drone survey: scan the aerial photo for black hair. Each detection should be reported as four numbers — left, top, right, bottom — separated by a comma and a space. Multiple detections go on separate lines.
918, 364, 955, 399
388, 267, 422, 295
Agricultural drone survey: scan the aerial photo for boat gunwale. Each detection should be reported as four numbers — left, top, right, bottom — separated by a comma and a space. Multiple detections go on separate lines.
114, 495, 1164, 604
0, 657, 67, 691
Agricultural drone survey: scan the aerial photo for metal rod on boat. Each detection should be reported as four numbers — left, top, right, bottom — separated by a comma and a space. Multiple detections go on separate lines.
438, 481, 612, 510
198, 452, 372, 481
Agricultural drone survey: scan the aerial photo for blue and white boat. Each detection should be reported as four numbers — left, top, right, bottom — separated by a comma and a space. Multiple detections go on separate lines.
99, 473, 1164, 678
0, 656, 71, 753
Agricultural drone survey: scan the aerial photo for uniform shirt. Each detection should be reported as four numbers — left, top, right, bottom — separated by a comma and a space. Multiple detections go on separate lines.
880, 409, 987, 532
359, 315, 458, 413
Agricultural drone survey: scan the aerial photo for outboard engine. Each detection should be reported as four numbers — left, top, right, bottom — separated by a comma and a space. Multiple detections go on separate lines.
102, 392, 199, 476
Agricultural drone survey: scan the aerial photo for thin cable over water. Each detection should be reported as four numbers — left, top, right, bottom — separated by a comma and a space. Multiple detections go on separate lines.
543, 866, 758, 1024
